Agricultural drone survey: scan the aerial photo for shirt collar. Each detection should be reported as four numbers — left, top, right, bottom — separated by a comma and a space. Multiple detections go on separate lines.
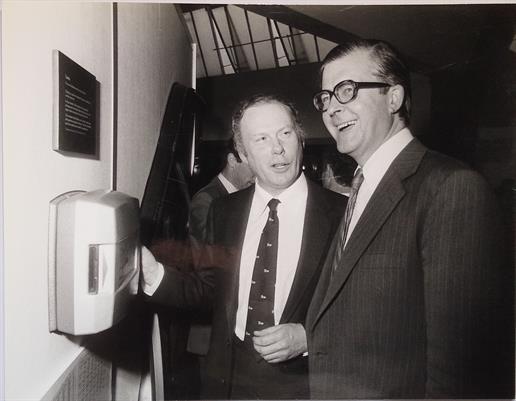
253, 173, 307, 217
359, 128, 414, 186
218, 172, 238, 194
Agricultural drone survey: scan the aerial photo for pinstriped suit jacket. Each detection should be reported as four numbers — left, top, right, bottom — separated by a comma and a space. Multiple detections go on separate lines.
306, 139, 514, 399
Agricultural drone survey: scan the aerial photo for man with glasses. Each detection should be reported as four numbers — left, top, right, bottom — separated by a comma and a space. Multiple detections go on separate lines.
306, 38, 514, 398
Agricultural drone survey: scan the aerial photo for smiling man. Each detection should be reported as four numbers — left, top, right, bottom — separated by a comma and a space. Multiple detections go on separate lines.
141, 94, 345, 399
306, 38, 514, 398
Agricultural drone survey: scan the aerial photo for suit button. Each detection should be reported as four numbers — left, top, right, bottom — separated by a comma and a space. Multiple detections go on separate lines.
221, 378, 226, 384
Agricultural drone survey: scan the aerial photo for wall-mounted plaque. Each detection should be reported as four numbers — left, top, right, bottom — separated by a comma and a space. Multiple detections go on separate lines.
53, 50, 98, 157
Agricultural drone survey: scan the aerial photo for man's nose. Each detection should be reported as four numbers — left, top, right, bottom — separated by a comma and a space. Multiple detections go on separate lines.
271, 138, 285, 154
326, 94, 343, 117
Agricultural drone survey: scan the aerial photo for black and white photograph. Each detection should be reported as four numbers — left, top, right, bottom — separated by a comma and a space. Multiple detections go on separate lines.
1, 1, 515, 400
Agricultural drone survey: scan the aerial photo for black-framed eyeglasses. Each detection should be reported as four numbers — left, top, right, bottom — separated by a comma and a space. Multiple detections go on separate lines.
313, 80, 391, 112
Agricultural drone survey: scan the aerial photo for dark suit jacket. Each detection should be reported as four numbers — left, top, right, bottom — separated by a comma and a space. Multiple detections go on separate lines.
189, 176, 228, 247
187, 176, 229, 355
306, 139, 514, 399
152, 178, 346, 399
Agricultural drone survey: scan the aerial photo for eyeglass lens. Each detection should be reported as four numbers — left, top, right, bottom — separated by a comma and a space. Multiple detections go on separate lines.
314, 81, 356, 112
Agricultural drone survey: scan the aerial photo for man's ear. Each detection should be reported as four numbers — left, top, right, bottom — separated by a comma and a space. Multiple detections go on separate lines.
227, 152, 238, 168
388, 84, 404, 114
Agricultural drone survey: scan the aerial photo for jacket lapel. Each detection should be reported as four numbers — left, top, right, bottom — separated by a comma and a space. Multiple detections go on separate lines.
223, 186, 255, 334
280, 181, 335, 323
310, 139, 427, 330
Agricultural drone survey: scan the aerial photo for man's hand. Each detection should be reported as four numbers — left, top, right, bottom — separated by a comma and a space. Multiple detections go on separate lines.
140, 246, 161, 288
252, 323, 307, 363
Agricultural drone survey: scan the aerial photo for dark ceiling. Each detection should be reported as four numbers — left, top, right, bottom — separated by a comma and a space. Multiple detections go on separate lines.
238, 4, 516, 74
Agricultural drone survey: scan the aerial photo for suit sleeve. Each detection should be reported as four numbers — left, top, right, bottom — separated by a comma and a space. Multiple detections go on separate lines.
421, 169, 514, 397
148, 263, 216, 311
148, 205, 219, 311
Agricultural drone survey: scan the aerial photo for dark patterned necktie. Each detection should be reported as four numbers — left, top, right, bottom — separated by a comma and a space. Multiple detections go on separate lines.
245, 198, 280, 342
332, 168, 364, 271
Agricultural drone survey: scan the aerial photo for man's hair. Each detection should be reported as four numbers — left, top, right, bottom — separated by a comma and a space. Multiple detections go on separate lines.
321, 38, 411, 125
231, 93, 305, 155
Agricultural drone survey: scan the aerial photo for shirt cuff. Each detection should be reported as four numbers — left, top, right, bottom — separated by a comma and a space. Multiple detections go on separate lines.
143, 262, 165, 296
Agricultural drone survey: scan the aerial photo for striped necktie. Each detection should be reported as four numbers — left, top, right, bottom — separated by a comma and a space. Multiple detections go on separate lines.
332, 168, 364, 271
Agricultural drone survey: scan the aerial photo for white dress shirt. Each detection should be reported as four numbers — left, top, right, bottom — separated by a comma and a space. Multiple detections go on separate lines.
345, 128, 414, 245
234, 174, 308, 340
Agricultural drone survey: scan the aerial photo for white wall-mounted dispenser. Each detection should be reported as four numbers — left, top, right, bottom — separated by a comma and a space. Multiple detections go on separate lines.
48, 189, 140, 335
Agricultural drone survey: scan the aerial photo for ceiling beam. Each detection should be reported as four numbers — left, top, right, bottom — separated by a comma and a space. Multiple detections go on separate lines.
238, 4, 428, 73
179, 4, 224, 14
238, 5, 359, 45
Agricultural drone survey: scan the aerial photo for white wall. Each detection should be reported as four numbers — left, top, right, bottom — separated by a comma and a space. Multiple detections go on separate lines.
114, 4, 193, 400
116, 3, 192, 199
2, 2, 192, 400
3, 3, 113, 399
